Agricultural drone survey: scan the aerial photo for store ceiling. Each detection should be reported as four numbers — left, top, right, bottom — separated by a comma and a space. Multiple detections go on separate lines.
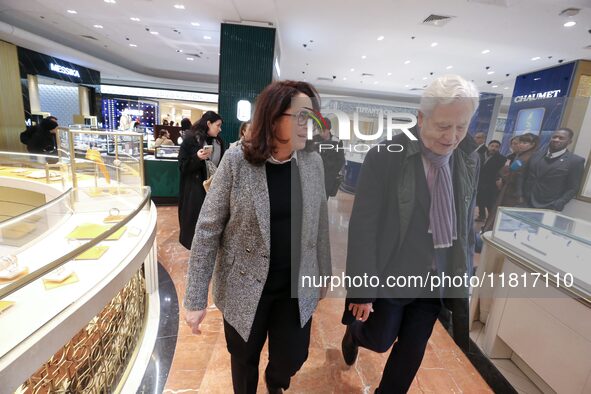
0, 0, 590, 97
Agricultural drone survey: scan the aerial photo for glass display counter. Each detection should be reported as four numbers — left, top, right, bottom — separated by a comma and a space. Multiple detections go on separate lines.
470, 208, 591, 394
0, 147, 158, 393
491, 207, 591, 298
57, 127, 145, 191
145, 146, 180, 204
154, 145, 180, 159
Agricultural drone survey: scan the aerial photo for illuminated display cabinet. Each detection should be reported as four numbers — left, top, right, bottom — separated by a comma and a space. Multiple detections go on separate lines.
470, 207, 591, 394
0, 129, 158, 393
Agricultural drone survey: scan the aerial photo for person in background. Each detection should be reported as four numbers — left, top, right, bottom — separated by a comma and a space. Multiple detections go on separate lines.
24, 116, 59, 154
473, 132, 487, 162
522, 128, 585, 211
177, 111, 224, 250
162, 119, 169, 126
341, 75, 480, 393
154, 130, 174, 147
178, 118, 192, 145
313, 118, 345, 198
476, 140, 506, 222
482, 133, 538, 232
184, 81, 331, 394
506, 135, 521, 164
229, 121, 251, 148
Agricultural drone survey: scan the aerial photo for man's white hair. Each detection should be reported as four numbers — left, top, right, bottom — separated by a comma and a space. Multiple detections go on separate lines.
420, 75, 480, 117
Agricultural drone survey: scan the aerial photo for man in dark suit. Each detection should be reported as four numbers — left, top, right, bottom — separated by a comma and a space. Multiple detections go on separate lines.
341, 75, 480, 393
476, 140, 506, 221
523, 128, 585, 211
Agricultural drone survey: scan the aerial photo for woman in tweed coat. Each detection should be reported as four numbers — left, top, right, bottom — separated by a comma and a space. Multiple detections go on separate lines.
184, 81, 331, 394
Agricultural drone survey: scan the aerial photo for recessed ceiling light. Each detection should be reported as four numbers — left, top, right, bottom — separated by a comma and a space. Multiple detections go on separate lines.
430, 42, 438, 47
374, 81, 379, 84
492, 85, 498, 88
446, 65, 453, 70
405, 84, 410, 88
487, 71, 495, 75
150, 31, 159, 35
191, 22, 200, 26
422, 77, 428, 80
564, 21, 576, 27
203, 35, 212, 40
343, 77, 347, 80
104, 0, 116, 3
504, 87, 509, 90
176, 49, 183, 53
130, 17, 140, 22
531, 56, 541, 61
361, 55, 367, 59
174, 4, 185, 9
404, 60, 411, 64
377, 35, 384, 41
93, 24, 104, 29
481, 49, 490, 54
129, 43, 137, 47
387, 72, 392, 76
350, 68, 355, 72
186, 57, 194, 61
67, 10, 77, 14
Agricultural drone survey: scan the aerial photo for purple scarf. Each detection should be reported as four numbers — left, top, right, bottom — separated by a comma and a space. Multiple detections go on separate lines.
421, 144, 457, 249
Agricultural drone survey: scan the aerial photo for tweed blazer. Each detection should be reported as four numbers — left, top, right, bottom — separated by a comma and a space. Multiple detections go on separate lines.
184, 146, 332, 341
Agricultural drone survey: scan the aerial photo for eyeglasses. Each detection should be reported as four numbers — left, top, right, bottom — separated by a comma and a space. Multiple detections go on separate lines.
281, 110, 312, 126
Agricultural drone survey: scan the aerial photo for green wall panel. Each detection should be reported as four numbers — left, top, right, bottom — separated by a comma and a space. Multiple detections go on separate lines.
218, 23, 276, 147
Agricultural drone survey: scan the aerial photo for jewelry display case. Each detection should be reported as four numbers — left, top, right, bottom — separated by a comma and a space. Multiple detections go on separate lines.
491, 207, 591, 297
154, 145, 180, 159
470, 208, 591, 394
0, 145, 158, 393
57, 128, 145, 191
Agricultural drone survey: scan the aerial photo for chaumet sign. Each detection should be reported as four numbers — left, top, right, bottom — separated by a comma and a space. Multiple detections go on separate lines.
513, 89, 561, 103
50, 63, 81, 78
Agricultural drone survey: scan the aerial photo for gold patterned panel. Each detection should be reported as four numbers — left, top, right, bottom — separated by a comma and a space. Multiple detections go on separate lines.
15, 269, 146, 394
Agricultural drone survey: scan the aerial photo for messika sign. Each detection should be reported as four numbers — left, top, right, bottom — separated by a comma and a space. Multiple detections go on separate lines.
50, 63, 80, 78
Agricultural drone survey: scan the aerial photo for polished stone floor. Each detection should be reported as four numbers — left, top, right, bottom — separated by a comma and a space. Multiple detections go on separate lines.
155, 191, 492, 393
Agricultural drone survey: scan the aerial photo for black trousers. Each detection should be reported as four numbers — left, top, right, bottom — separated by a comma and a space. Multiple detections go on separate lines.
477, 187, 497, 219
223, 271, 311, 394
350, 297, 442, 394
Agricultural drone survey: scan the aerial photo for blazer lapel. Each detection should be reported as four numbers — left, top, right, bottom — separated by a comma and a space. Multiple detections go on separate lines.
249, 163, 271, 250
297, 151, 316, 246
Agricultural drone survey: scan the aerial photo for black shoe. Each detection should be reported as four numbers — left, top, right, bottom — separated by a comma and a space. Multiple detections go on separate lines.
266, 383, 283, 394
341, 324, 359, 366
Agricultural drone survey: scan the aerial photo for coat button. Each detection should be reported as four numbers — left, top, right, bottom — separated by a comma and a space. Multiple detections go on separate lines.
246, 248, 251, 253
465, 196, 470, 202
240, 270, 245, 275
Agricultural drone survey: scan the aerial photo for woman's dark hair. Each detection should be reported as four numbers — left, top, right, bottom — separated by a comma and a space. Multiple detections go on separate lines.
243, 80, 320, 165
181, 118, 192, 130
190, 111, 223, 144
159, 130, 169, 138
239, 121, 251, 138
519, 133, 539, 148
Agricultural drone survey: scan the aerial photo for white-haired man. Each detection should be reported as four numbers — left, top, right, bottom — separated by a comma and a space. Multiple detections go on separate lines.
341, 75, 480, 393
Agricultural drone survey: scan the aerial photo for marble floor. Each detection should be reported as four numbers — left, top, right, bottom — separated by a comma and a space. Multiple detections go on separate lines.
155, 191, 493, 393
